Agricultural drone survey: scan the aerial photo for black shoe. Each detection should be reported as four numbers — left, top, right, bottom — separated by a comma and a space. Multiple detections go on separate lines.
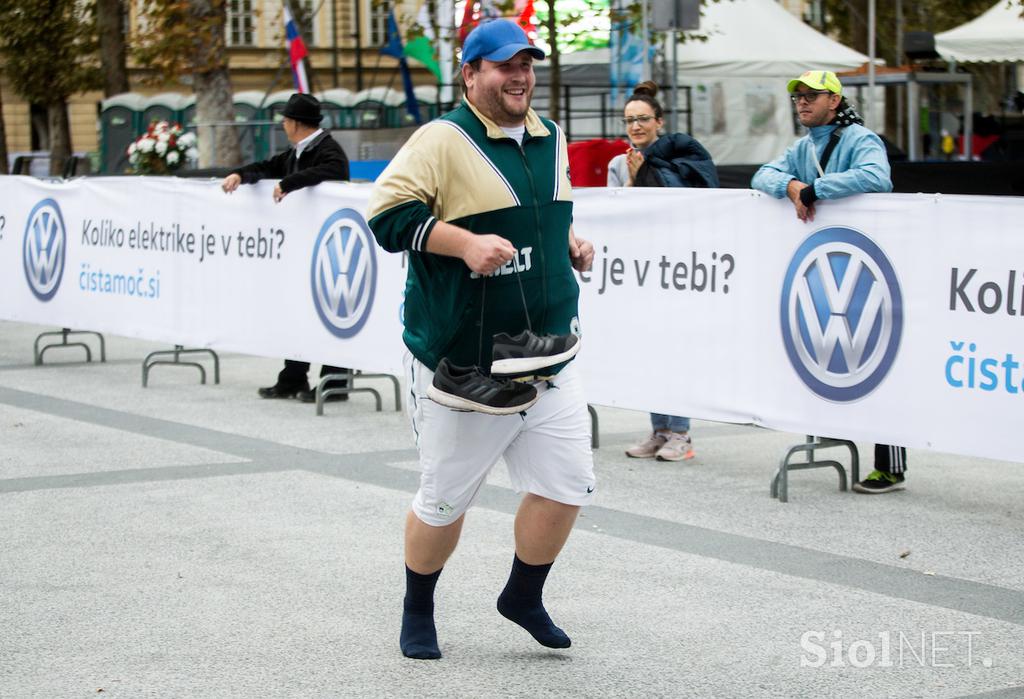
852, 470, 906, 494
298, 387, 349, 403
427, 358, 539, 415
491, 330, 580, 377
258, 381, 309, 399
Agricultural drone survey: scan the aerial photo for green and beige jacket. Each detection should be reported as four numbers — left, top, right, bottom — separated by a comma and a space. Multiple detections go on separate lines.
367, 99, 578, 372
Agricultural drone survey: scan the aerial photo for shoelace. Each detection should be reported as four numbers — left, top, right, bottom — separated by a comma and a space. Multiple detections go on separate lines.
476, 256, 534, 367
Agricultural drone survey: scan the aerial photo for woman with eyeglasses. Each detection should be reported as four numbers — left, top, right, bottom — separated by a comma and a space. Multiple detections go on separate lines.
608, 81, 719, 463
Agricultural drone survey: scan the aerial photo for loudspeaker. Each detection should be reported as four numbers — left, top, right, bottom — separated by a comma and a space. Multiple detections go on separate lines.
904, 31, 940, 61
650, 0, 700, 32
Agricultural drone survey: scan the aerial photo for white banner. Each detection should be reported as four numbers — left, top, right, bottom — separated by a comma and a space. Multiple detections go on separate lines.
1, 176, 1022, 464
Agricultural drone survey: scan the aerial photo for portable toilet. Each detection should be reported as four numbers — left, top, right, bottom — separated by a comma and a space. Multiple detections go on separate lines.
100, 92, 145, 173
232, 90, 269, 161
412, 85, 440, 123
352, 87, 403, 129
141, 92, 188, 128
319, 88, 356, 129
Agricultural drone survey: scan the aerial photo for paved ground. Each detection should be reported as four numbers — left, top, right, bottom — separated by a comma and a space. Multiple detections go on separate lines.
1, 319, 1022, 698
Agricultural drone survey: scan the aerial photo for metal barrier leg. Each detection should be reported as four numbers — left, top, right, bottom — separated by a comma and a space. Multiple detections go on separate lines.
770, 435, 858, 503
588, 404, 600, 449
33, 328, 107, 365
142, 346, 220, 387
314, 370, 402, 415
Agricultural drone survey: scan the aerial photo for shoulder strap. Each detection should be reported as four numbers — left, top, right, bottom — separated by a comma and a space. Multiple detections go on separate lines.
817, 126, 847, 173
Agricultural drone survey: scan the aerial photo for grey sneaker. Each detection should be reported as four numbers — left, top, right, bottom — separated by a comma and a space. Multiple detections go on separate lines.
656, 432, 695, 462
625, 432, 669, 458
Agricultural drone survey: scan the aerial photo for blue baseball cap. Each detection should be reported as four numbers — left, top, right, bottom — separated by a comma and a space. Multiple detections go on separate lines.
462, 19, 545, 65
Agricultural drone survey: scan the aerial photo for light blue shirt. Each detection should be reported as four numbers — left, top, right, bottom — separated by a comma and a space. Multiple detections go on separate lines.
751, 123, 892, 200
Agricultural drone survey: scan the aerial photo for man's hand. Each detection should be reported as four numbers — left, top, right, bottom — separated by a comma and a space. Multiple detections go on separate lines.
786, 179, 815, 223
626, 148, 645, 184
273, 184, 288, 203
462, 234, 517, 276
569, 232, 594, 272
221, 173, 241, 194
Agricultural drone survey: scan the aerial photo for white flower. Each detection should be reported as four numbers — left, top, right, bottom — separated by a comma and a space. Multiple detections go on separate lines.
155, 140, 168, 156
166, 150, 180, 166
157, 132, 170, 143
137, 138, 155, 153
186, 147, 199, 161
127, 143, 137, 155
156, 120, 169, 132
178, 132, 196, 147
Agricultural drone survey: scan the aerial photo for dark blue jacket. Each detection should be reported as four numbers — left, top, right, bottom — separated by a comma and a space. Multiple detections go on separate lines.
636, 133, 719, 189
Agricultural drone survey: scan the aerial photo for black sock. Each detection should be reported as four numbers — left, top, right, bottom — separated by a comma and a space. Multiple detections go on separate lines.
401, 566, 442, 660
496, 555, 571, 649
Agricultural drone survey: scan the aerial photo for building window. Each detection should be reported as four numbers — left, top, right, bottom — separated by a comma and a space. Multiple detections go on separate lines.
369, 0, 390, 47
227, 0, 254, 47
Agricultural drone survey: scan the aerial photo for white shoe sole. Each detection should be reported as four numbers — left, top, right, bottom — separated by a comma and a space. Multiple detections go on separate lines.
427, 384, 539, 415
490, 341, 580, 376
852, 482, 906, 494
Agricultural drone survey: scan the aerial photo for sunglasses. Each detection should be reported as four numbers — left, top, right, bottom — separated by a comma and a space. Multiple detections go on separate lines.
790, 91, 834, 105
621, 115, 658, 126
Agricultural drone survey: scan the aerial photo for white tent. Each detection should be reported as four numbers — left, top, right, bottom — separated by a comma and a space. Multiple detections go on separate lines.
935, 1, 1024, 63
552, 0, 870, 164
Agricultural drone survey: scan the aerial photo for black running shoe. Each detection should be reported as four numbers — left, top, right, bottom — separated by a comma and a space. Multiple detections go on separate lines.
427, 358, 539, 415
490, 331, 580, 377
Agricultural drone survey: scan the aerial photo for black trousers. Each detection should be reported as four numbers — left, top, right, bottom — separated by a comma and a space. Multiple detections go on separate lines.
277, 360, 349, 388
875, 444, 907, 475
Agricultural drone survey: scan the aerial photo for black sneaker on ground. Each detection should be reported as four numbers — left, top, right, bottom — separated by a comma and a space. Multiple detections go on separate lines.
427, 358, 539, 415
257, 381, 309, 399
490, 331, 580, 378
852, 470, 906, 494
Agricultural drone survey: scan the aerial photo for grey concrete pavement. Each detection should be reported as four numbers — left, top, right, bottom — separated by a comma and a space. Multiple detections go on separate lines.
1, 320, 1022, 698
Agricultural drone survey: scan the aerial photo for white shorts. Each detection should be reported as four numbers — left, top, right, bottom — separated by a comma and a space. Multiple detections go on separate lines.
404, 352, 595, 526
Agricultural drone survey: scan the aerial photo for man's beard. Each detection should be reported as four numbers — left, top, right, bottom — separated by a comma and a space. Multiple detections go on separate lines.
481, 85, 533, 124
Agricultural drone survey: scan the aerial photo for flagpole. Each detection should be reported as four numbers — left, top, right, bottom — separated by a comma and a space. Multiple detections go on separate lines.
439, 0, 455, 105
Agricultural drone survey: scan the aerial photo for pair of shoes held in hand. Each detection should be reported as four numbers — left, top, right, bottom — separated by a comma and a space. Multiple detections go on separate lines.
427, 331, 580, 415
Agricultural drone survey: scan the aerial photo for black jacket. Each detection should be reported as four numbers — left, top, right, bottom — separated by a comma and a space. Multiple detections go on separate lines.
232, 131, 350, 193
635, 133, 719, 189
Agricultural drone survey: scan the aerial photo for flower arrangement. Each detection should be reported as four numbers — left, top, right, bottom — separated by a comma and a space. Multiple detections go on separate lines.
127, 121, 198, 175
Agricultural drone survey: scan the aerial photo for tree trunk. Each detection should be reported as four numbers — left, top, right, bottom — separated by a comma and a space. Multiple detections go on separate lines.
47, 99, 71, 177
195, 69, 241, 168
545, 4, 560, 123
191, 0, 241, 168
0, 81, 8, 174
97, 0, 130, 97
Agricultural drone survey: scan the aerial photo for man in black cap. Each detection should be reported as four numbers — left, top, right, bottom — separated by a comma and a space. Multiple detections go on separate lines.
222, 92, 351, 402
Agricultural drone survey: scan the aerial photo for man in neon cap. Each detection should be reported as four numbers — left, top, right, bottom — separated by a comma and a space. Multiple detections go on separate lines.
367, 19, 596, 659
752, 71, 906, 494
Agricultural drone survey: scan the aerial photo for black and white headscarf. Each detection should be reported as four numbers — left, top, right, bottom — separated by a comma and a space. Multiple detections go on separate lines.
831, 97, 864, 127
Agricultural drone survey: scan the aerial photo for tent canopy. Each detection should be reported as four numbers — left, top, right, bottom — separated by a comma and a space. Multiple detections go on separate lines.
935, 1, 1024, 63
559, 0, 868, 77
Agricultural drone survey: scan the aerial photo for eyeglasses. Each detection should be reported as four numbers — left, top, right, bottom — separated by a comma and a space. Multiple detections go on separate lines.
791, 91, 833, 105
621, 115, 657, 126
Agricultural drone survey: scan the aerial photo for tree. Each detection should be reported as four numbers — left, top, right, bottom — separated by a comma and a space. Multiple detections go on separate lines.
0, 79, 8, 174
134, 0, 241, 168
0, 0, 102, 175
97, 0, 131, 96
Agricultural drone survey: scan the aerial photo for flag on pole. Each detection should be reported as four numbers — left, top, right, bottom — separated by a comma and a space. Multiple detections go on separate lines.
458, 1, 501, 43
403, 2, 443, 83
283, 2, 310, 93
381, 11, 423, 124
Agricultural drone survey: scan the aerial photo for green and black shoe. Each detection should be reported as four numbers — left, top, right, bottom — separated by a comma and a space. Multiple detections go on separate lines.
853, 470, 906, 494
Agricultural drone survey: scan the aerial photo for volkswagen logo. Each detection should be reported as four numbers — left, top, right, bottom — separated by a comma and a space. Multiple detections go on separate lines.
310, 208, 377, 338
23, 199, 67, 301
780, 226, 903, 402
